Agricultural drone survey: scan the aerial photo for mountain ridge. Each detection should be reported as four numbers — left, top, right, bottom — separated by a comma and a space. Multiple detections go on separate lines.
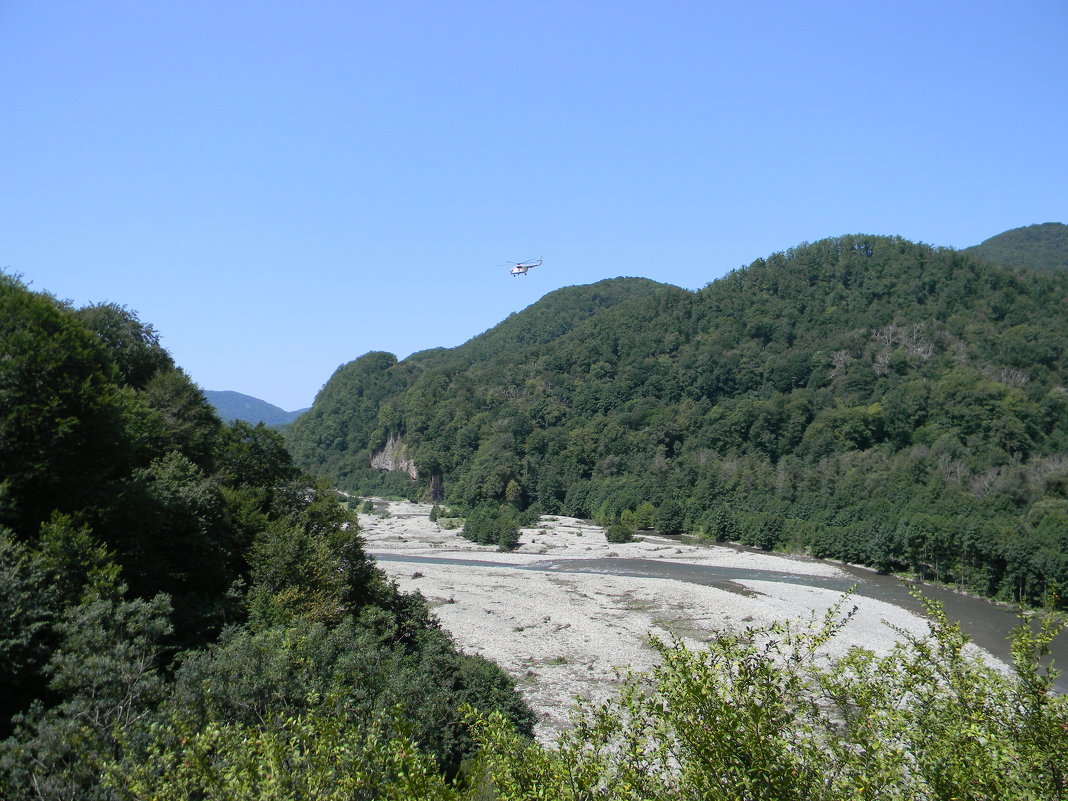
286, 232, 1068, 607
203, 389, 308, 426
964, 221, 1068, 273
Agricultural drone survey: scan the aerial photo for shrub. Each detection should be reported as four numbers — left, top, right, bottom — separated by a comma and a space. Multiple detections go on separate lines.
467, 595, 1068, 800
605, 523, 634, 543
655, 499, 685, 535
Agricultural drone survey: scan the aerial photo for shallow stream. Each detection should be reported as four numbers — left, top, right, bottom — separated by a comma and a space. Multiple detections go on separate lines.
374, 548, 1068, 693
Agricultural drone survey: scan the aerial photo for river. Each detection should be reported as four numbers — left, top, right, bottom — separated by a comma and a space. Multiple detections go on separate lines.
375, 548, 1067, 693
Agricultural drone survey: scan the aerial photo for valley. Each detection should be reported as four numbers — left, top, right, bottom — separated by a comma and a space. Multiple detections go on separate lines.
290, 235, 1068, 612
5, 223, 1066, 797
360, 499, 1015, 741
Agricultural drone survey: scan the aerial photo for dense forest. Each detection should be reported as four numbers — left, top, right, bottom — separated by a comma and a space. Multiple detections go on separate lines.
288, 234, 1068, 607
3, 259, 1067, 798
0, 273, 533, 798
965, 222, 1068, 274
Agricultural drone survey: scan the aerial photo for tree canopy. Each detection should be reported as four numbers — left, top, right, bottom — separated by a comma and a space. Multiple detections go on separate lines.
0, 273, 532, 798
965, 222, 1068, 274
287, 236, 1068, 607
3, 241, 1067, 797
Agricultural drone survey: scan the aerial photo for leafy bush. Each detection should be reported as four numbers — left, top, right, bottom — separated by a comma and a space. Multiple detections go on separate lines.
633, 501, 656, 530
468, 596, 1068, 800
460, 505, 521, 551
655, 499, 685, 535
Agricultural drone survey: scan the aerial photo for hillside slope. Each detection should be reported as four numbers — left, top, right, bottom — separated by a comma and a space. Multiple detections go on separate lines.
965, 222, 1068, 273
204, 389, 308, 425
285, 277, 685, 488
288, 236, 1068, 606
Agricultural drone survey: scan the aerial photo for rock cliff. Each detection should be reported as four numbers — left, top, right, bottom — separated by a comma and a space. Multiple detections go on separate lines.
369, 434, 418, 480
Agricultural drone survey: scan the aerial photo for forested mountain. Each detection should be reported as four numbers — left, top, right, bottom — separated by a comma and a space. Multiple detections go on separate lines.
204, 389, 308, 426
4, 263, 1067, 799
287, 235, 1068, 607
286, 276, 683, 490
965, 222, 1068, 273
0, 275, 533, 798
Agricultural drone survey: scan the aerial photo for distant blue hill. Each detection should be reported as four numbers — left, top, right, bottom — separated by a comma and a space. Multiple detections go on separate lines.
203, 390, 309, 427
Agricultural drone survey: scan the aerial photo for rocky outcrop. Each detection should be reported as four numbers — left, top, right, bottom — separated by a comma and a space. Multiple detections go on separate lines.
370, 434, 418, 480
426, 473, 444, 501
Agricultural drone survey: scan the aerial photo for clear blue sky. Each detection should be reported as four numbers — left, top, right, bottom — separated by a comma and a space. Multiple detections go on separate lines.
2, 1, 1065, 411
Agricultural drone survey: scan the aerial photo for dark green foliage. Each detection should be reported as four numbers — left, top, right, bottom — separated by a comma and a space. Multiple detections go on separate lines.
0, 532, 56, 739
0, 273, 534, 797
102, 596, 1068, 800
140, 368, 223, 470
0, 275, 123, 536
285, 279, 683, 496
633, 501, 656, 530
166, 615, 533, 778
288, 235, 1068, 607
605, 522, 635, 543
284, 351, 407, 487
73, 303, 174, 389
965, 221, 1068, 274
455, 277, 672, 367
706, 507, 741, 542
655, 499, 685, 535
461, 504, 522, 551
215, 419, 300, 489
246, 505, 370, 629
1, 593, 172, 801
0, 516, 124, 744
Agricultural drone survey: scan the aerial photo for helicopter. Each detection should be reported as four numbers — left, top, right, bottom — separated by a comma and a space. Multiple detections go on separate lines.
505, 258, 542, 276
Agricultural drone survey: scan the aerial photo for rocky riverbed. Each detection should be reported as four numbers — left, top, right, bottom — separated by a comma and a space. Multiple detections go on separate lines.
359, 499, 1005, 741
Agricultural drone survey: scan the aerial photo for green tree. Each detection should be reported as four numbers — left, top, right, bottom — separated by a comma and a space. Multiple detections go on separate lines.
605, 521, 635, 543
140, 368, 223, 470
655, 499, 685, 535
0, 271, 540, 799
0, 593, 172, 801
216, 420, 300, 490
0, 531, 56, 738
73, 303, 174, 390
633, 501, 656, 530
0, 274, 123, 536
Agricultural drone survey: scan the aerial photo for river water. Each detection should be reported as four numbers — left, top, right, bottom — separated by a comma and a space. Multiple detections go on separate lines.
374, 548, 1067, 693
